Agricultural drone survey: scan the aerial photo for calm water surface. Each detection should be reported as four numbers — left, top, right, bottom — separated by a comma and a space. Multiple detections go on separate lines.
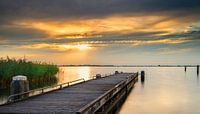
0, 67, 200, 114
119, 67, 200, 114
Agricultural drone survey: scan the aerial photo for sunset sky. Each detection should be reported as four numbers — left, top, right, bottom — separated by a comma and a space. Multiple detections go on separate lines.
0, 0, 200, 65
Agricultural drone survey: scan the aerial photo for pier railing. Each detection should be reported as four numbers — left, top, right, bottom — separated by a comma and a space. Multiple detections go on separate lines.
6, 78, 85, 104
4, 73, 114, 105
2, 72, 132, 106
76, 73, 138, 114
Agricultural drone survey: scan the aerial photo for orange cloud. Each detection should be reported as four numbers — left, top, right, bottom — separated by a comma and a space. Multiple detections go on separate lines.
15, 15, 191, 39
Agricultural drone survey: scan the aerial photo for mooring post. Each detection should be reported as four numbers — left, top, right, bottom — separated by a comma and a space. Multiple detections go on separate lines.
96, 74, 101, 79
10, 75, 29, 100
115, 71, 119, 74
197, 65, 199, 75
141, 71, 145, 82
184, 66, 187, 72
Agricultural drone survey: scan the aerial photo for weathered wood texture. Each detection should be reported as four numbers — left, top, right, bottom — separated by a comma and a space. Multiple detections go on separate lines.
0, 73, 137, 114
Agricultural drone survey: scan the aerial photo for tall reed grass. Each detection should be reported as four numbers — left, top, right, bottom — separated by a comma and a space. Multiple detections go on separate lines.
0, 57, 59, 89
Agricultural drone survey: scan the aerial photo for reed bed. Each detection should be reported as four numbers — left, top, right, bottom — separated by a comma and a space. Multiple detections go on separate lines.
0, 57, 59, 89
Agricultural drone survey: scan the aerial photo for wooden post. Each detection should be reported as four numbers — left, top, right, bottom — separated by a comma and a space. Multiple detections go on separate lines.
96, 74, 101, 79
115, 71, 119, 74
141, 71, 145, 82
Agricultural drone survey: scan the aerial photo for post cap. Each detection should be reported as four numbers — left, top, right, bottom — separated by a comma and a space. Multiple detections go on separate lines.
12, 75, 27, 80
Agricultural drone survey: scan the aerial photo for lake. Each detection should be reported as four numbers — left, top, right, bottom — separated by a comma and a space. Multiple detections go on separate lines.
0, 67, 200, 113
119, 67, 200, 114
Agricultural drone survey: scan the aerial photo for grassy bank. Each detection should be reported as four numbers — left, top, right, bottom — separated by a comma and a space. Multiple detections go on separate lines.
0, 57, 59, 89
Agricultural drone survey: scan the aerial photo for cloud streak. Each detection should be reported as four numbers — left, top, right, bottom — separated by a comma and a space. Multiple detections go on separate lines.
17, 38, 191, 53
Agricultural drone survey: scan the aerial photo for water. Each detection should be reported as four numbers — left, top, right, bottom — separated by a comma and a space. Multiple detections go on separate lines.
119, 67, 200, 114
0, 67, 200, 114
57, 66, 136, 83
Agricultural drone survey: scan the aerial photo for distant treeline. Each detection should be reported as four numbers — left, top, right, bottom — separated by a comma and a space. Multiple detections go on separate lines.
0, 57, 59, 89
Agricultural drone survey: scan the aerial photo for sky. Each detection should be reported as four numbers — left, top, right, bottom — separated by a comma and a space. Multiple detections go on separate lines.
0, 0, 200, 65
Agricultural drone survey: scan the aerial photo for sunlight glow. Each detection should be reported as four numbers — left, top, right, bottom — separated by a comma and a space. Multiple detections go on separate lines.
60, 44, 91, 51
20, 43, 91, 51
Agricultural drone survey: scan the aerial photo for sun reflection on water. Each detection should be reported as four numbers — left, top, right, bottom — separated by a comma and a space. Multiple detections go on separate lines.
57, 67, 91, 84
77, 67, 91, 80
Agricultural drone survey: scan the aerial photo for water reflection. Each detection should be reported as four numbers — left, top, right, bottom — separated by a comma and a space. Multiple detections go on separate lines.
141, 80, 145, 88
77, 67, 91, 80
57, 67, 91, 84
119, 67, 200, 114
1, 66, 200, 113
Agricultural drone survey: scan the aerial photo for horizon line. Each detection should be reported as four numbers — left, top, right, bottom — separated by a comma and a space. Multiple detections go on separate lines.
58, 64, 200, 67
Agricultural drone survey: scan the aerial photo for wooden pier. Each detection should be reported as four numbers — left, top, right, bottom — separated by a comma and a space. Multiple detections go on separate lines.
0, 72, 138, 114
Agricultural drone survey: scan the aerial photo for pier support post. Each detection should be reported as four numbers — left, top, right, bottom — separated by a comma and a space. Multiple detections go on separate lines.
10, 75, 29, 100
197, 65, 199, 75
184, 66, 187, 72
141, 71, 145, 82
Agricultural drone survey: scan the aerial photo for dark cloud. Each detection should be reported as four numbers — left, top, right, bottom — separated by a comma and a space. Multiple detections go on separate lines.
0, 26, 47, 40
160, 30, 200, 40
0, 0, 200, 22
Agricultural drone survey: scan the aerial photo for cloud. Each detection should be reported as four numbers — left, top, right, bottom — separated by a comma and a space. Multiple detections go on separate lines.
4, 15, 197, 40
1, 0, 200, 65
19, 43, 92, 52
16, 38, 191, 54
0, 0, 200, 46
158, 47, 194, 55
0, 27, 47, 41
0, 0, 200, 22
86, 38, 192, 48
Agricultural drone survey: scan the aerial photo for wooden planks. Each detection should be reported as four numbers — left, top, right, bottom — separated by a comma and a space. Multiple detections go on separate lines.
0, 73, 137, 114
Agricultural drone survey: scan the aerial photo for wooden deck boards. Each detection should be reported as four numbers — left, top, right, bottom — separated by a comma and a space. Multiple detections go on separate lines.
0, 73, 134, 114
